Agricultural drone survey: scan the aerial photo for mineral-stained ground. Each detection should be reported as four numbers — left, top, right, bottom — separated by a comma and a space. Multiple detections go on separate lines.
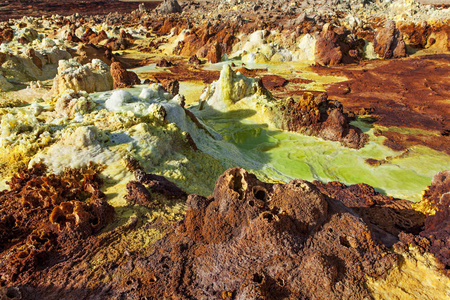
0, 0, 449, 299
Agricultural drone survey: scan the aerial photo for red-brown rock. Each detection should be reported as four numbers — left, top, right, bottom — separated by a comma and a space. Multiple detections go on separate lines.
373, 20, 407, 59
206, 42, 222, 63
2, 28, 13, 42
110, 61, 141, 89
315, 25, 343, 66
280, 92, 368, 148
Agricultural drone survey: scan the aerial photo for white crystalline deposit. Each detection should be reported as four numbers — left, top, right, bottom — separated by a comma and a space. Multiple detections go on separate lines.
232, 30, 319, 64
30, 125, 116, 174
55, 89, 96, 118
105, 84, 172, 114
51, 59, 113, 95
0, 110, 38, 142
296, 34, 316, 62
200, 64, 271, 112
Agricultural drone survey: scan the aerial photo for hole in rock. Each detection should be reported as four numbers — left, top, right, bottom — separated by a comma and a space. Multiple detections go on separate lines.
277, 278, 285, 286
262, 212, 274, 223
253, 187, 267, 201
17, 250, 30, 259
6, 287, 21, 298
248, 200, 255, 207
339, 236, 351, 248
126, 280, 133, 285
253, 273, 264, 284
150, 276, 157, 283
91, 217, 99, 226
271, 206, 280, 214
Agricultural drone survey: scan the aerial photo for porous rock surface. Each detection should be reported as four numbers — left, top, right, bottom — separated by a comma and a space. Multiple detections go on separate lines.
0, 164, 114, 284
279, 92, 368, 149
133, 168, 397, 299
1, 166, 450, 298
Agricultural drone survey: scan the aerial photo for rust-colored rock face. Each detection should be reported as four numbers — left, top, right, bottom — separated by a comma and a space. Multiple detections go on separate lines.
0, 164, 114, 284
132, 168, 396, 299
206, 42, 223, 63
110, 62, 141, 89
280, 92, 368, 148
315, 27, 343, 66
2, 28, 14, 42
418, 170, 450, 273
1, 166, 449, 298
160, 79, 179, 95
374, 20, 407, 59
314, 181, 426, 246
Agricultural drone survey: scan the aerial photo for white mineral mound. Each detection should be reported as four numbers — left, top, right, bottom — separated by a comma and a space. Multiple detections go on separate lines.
200, 64, 271, 112
51, 59, 113, 96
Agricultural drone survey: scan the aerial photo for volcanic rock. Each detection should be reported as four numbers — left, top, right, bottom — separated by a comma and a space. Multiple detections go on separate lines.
315, 24, 343, 65
111, 61, 140, 89
207, 42, 223, 63
156, 0, 182, 15
160, 79, 179, 96
374, 20, 407, 59
280, 92, 368, 148
137, 168, 397, 299
156, 58, 173, 67
2, 28, 13, 42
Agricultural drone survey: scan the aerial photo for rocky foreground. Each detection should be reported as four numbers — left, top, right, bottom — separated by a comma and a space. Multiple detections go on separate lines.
0, 165, 449, 299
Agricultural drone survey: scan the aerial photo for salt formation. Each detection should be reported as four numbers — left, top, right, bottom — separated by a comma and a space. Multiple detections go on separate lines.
54, 90, 96, 118
51, 59, 113, 95
200, 64, 271, 112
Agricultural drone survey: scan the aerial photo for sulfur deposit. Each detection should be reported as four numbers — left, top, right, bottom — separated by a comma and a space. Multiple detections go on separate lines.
0, 0, 450, 298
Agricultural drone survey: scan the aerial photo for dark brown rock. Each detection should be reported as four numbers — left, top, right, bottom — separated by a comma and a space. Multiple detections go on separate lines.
134, 169, 187, 199
135, 168, 396, 299
25, 48, 43, 69
161, 79, 179, 95
206, 42, 222, 63
2, 28, 13, 42
374, 20, 407, 59
314, 180, 426, 246
280, 92, 368, 148
188, 54, 202, 65
17, 36, 29, 45
66, 32, 81, 43
110, 61, 141, 89
315, 25, 343, 66
156, 58, 173, 67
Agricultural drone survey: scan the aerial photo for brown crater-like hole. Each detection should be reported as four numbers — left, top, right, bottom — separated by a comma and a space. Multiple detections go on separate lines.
262, 212, 274, 223
339, 236, 351, 248
17, 250, 30, 260
248, 200, 255, 207
150, 276, 157, 283
253, 187, 267, 201
6, 287, 21, 299
271, 206, 280, 215
253, 273, 264, 284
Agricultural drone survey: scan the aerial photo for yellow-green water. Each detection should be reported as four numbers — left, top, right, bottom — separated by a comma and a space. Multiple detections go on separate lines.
129, 61, 450, 202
